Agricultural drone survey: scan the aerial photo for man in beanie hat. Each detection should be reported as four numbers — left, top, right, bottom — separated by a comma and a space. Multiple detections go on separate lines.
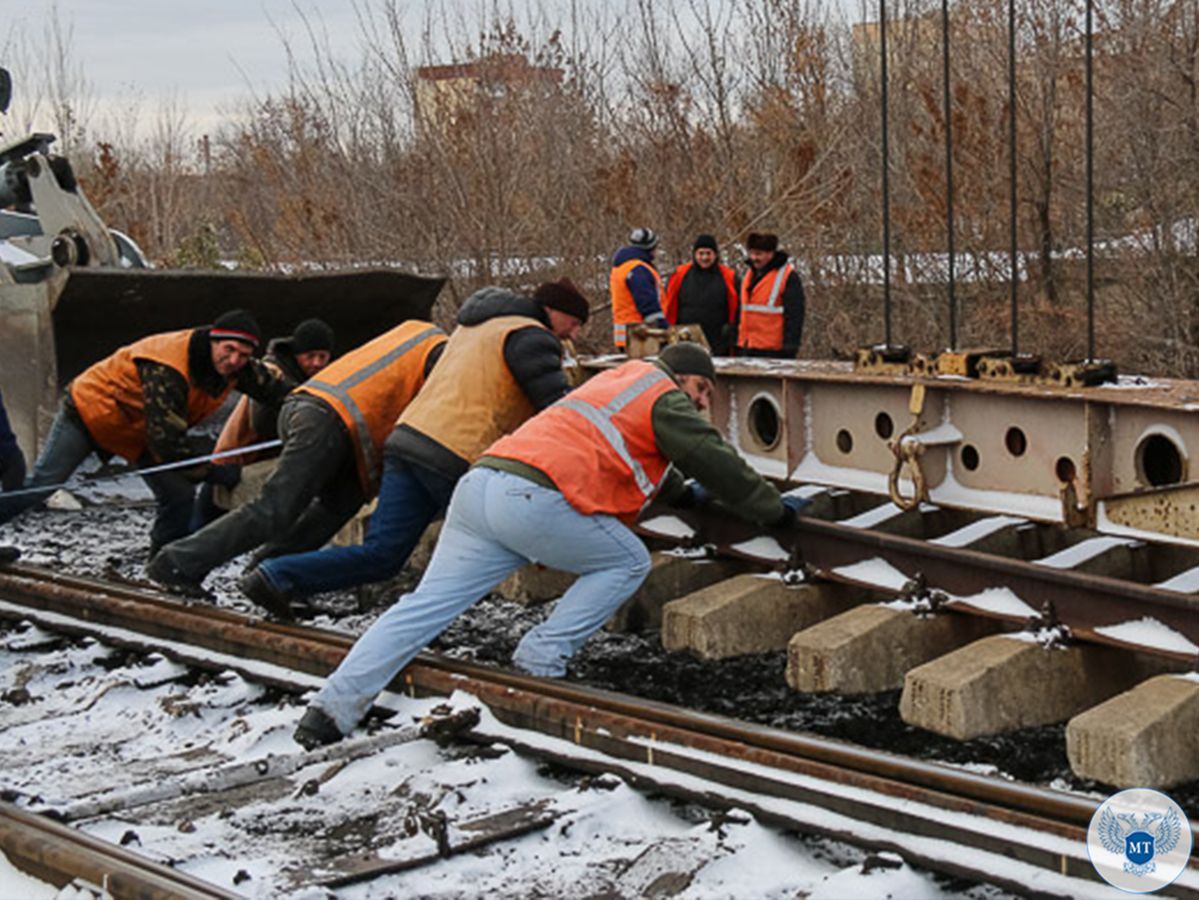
610, 227, 667, 350
191, 318, 339, 528
234, 281, 587, 618
293, 341, 807, 749
735, 232, 806, 358
148, 318, 448, 597
663, 234, 739, 355
0, 311, 294, 555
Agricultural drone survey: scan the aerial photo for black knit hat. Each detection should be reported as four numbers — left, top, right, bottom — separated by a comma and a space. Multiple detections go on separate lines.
693, 233, 718, 252
210, 309, 262, 349
746, 232, 779, 253
659, 342, 716, 382
533, 277, 590, 323
291, 318, 335, 354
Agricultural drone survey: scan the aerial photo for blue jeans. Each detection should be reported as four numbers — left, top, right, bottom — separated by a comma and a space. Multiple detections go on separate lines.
311, 467, 652, 735
0, 406, 195, 552
259, 455, 456, 598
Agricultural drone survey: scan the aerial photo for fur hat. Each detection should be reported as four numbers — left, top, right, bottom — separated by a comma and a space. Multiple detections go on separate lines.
290, 318, 335, 354
692, 233, 718, 252
659, 342, 716, 382
533, 277, 590, 323
746, 232, 779, 253
628, 227, 659, 251
210, 309, 262, 349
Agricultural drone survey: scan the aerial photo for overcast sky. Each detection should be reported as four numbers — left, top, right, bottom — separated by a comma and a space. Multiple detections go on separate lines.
5, 0, 871, 140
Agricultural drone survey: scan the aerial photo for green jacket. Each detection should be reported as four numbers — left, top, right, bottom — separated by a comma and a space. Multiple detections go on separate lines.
478, 359, 784, 525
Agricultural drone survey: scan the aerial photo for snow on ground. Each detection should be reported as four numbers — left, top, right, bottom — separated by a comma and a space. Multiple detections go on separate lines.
0, 621, 1011, 899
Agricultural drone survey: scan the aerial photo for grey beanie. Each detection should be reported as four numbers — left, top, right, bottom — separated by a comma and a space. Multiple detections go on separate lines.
659, 342, 716, 382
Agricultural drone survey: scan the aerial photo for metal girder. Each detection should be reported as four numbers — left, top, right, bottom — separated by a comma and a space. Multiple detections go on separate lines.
688, 358, 1199, 547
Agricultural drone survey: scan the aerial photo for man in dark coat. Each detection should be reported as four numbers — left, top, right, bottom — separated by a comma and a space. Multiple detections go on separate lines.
663, 234, 739, 355
734, 232, 806, 359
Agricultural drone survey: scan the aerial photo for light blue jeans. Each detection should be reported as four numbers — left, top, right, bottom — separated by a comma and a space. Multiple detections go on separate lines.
312, 466, 652, 735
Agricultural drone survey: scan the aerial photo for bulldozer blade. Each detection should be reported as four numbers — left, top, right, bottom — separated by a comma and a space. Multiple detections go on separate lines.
52, 266, 446, 384
1, 265, 445, 459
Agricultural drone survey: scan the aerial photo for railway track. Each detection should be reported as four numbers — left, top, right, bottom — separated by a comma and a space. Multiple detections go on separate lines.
639, 490, 1199, 665
2, 564, 1197, 897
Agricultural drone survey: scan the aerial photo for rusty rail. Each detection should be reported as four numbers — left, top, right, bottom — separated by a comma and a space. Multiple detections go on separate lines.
4, 564, 1198, 898
0, 801, 241, 900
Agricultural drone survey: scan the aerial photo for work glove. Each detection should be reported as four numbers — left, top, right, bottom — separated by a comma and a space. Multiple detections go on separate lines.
645, 313, 670, 330
774, 494, 811, 528
205, 463, 242, 489
674, 480, 712, 510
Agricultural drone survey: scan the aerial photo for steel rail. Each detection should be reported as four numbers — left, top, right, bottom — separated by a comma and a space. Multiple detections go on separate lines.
643, 505, 1199, 665
4, 563, 1197, 892
0, 562, 1099, 823
0, 801, 241, 900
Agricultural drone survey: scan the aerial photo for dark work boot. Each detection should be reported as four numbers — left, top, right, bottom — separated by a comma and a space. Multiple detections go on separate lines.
145, 553, 211, 599
0, 546, 20, 565
238, 568, 294, 621
294, 706, 344, 750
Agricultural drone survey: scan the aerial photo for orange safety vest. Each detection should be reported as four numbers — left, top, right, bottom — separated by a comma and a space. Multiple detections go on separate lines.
398, 316, 546, 464
298, 321, 446, 495
609, 258, 662, 349
70, 330, 231, 463
486, 360, 677, 522
736, 263, 794, 351
663, 261, 737, 325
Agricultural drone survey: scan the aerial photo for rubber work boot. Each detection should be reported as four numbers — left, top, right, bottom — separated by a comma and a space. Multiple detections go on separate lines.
238, 568, 294, 621
144, 554, 211, 600
0, 546, 20, 565
294, 706, 343, 750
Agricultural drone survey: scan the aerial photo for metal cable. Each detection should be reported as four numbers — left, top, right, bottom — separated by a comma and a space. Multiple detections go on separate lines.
1085, 0, 1096, 360
942, 0, 957, 349
880, 0, 893, 347
1009, 0, 1019, 355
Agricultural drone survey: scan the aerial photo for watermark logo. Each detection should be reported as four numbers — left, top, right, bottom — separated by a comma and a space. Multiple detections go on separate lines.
1088, 788, 1192, 893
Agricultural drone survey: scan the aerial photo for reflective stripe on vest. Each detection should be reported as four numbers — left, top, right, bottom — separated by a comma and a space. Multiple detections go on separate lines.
555, 366, 673, 499
303, 324, 443, 486
737, 263, 793, 350
741, 264, 791, 315
610, 259, 661, 349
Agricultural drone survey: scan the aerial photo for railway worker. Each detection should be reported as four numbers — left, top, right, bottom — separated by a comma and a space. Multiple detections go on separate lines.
0, 310, 293, 556
190, 318, 337, 529
662, 234, 739, 356
734, 232, 806, 359
610, 227, 666, 351
292, 342, 808, 749
237, 280, 588, 614
0, 389, 25, 563
146, 318, 448, 601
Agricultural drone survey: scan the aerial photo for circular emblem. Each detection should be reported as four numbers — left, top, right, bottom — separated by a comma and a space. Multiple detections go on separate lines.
1087, 788, 1193, 893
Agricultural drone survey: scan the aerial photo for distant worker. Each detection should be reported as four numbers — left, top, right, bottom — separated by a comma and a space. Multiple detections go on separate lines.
610, 227, 665, 351
190, 318, 337, 528
0, 390, 26, 564
292, 342, 808, 749
663, 234, 739, 355
147, 320, 448, 602
735, 232, 806, 359
0, 311, 292, 555
238, 281, 588, 613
